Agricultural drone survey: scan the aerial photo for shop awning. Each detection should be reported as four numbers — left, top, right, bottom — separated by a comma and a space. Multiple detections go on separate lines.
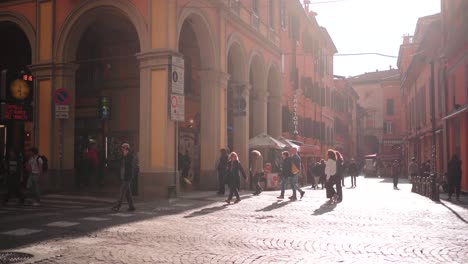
249, 133, 286, 150
442, 105, 468, 120
278, 137, 300, 151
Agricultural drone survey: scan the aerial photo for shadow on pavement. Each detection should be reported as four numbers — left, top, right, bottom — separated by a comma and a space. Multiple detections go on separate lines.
439, 201, 468, 224
312, 201, 336, 215
256, 201, 291, 212
0, 193, 225, 250
184, 204, 228, 218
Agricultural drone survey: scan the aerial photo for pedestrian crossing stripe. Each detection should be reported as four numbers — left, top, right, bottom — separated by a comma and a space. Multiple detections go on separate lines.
109, 213, 133, 217
1, 228, 42, 236
81, 217, 110, 221
46, 221, 79, 227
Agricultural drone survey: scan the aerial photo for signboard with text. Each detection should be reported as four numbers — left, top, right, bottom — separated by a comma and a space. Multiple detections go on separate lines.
170, 94, 185, 122
170, 56, 185, 95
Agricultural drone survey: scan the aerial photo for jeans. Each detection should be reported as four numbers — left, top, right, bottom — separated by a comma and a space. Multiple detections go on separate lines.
28, 173, 41, 203
351, 175, 357, 187
326, 176, 336, 199
115, 180, 134, 209
293, 173, 304, 194
253, 173, 264, 193
336, 175, 343, 201
279, 177, 296, 197
227, 181, 240, 201
3, 173, 24, 204
393, 174, 399, 188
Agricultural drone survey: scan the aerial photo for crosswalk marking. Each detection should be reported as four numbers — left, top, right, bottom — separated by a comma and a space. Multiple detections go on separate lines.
81, 217, 110, 221
1, 228, 42, 236
46, 221, 80, 227
109, 213, 133, 217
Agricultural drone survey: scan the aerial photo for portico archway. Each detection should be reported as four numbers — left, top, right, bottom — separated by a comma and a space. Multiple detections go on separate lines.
177, 10, 219, 189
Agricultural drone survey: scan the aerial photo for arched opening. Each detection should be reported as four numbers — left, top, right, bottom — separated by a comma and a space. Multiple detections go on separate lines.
267, 65, 281, 137
227, 41, 246, 152
364, 135, 380, 155
178, 19, 203, 188
0, 21, 32, 159
73, 11, 140, 191
249, 55, 266, 139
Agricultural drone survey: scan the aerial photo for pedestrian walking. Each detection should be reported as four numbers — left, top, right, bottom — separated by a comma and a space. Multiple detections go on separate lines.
277, 151, 296, 200
335, 151, 344, 203
290, 147, 305, 199
26, 147, 43, 206
2, 150, 25, 206
225, 152, 246, 204
325, 150, 337, 204
111, 143, 136, 212
84, 140, 99, 188
319, 159, 326, 189
392, 159, 400, 190
447, 154, 462, 202
216, 148, 229, 195
311, 162, 321, 190
408, 157, 418, 192
348, 158, 358, 188
250, 150, 264, 195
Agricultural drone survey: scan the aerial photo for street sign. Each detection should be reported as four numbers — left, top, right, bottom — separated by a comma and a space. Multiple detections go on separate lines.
55, 111, 69, 119
55, 105, 69, 112
54, 88, 70, 105
170, 94, 185, 121
170, 56, 184, 95
55, 102, 70, 119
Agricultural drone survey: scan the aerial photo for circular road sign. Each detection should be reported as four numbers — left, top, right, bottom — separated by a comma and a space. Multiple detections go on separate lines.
54, 88, 70, 105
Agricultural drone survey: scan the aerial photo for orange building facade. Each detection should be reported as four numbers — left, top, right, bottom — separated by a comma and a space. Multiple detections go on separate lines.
349, 69, 404, 167
0, 0, 341, 198
399, 1, 468, 192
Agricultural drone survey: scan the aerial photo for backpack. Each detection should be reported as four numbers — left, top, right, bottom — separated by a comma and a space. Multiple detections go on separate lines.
37, 155, 49, 172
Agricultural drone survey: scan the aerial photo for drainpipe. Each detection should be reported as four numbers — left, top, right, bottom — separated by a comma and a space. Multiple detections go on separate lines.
429, 60, 439, 201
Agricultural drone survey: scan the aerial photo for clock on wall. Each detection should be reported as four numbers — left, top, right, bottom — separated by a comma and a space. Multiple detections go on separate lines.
9, 79, 31, 100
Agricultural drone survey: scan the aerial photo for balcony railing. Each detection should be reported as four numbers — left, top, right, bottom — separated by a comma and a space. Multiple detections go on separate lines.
224, 0, 280, 49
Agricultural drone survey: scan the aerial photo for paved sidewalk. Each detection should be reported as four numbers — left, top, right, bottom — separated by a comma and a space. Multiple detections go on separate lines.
1, 178, 467, 264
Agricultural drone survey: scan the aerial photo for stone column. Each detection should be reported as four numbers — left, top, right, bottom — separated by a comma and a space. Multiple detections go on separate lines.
268, 95, 282, 138
231, 82, 251, 173
251, 89, 268, 137
29, 63, 78, 190
137, 50, 179, 199
198, 70, 230, 190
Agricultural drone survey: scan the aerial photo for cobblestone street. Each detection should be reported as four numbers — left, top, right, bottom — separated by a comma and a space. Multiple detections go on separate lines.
1, 178, 468, 264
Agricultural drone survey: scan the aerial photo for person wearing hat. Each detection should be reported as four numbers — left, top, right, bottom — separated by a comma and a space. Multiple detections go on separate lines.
111, 143, 136, 212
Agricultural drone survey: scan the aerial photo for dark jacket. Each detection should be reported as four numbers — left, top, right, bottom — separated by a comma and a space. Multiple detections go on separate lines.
447, 158, 462, 182
217, 154, 229, 173
227, 160, 246, 186
121, 153, 136, 182
348, 162, 358, 176
281, 157, 293, 178
336, 161, 344, 178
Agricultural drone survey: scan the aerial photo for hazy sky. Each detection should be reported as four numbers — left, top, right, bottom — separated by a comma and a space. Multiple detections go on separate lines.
305, 0, 440, 77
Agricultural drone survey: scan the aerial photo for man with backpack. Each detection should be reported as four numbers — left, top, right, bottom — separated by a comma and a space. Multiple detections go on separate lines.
27, 147, 44, 206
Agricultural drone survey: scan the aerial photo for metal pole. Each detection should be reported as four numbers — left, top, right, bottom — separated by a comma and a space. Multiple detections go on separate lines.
429, 61, 439, 201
